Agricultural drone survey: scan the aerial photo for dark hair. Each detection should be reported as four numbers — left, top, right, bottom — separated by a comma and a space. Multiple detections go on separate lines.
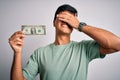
53, 4, 78, 21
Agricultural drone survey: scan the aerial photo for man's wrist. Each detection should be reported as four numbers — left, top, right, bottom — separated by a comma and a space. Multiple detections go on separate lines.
78, 22, 87, 32
14, 50, 22, 56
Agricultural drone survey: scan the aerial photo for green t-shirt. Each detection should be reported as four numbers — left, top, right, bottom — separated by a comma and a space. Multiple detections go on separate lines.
23, 40, 105, 80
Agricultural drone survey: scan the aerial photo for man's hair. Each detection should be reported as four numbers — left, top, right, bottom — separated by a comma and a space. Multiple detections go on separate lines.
53, 4, 78, 21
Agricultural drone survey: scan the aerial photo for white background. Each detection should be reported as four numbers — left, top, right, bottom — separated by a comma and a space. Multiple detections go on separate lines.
0, 0, 120, 80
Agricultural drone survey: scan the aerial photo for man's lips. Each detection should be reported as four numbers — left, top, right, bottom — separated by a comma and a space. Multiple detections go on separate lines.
61, 22, 73, 29
62, 24, 72, 29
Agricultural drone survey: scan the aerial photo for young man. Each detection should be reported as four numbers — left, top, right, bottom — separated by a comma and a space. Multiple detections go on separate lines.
9, 4, 120, 80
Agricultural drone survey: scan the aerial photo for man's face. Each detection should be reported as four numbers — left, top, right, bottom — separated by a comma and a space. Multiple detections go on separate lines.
54, 11, 74, 35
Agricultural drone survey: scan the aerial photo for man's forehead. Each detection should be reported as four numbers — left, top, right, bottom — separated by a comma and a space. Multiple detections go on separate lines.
59, 11, 77, 16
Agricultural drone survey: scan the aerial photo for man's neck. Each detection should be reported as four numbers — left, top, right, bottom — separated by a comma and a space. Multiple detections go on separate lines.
54, 34, 71, 45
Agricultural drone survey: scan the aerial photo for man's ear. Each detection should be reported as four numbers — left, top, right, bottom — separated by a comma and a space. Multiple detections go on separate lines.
53, 20, 55, 27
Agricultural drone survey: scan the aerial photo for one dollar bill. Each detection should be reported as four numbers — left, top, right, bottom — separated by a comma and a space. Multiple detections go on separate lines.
21, 25, 46, 35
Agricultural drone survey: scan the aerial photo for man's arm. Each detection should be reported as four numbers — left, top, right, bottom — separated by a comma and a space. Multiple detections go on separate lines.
11, 52, 26, 80
82, 25, 120, 54
57, 12, 120, 54
9, 31, 26, 80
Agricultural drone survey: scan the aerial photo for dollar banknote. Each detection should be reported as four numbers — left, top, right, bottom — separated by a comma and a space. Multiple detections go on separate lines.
21, 25, 46, 35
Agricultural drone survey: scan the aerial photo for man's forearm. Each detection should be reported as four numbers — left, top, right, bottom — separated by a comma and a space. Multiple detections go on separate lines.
82, 25, 120, 51
11, 53, 25, 80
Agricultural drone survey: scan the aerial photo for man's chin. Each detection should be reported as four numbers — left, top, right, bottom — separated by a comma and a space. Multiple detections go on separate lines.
61, 30, 73, 35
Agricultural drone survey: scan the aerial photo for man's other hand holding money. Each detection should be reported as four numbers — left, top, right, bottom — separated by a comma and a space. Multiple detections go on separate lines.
9, 31, 25, 54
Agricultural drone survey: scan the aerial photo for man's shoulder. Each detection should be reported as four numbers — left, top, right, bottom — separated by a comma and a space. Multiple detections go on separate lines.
74, 40, 96, 44
72, 40, 94, 44
72, 40, 97, 47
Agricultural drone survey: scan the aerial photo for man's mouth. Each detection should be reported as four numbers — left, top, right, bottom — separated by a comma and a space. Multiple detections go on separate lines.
62, 21, 73, 29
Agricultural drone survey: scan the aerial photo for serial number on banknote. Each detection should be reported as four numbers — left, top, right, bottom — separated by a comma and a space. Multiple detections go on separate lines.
21, 25, 46, 35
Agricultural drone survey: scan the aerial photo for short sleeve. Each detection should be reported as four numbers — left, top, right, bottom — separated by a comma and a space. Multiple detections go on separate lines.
83, 40, 106, 61
22, 51, 39, 80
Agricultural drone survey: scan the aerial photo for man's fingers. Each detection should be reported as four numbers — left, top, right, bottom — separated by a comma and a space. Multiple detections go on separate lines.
9, 37, 24, 45
57, 17, 69, 22
11, 31, 23, 37
9, 31, 25, 47
15, 41, 24, 46
57, 14, 70, 21
9, 31, 25, 40
56, 11, 80, 29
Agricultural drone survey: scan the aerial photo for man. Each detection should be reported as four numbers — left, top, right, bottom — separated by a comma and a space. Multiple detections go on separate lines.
9, 4, 120, 80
